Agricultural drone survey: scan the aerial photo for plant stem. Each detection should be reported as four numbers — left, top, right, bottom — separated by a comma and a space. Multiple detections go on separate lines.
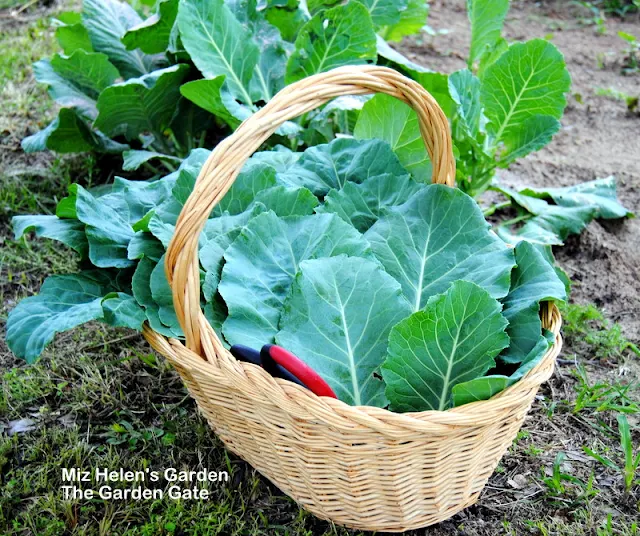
483, 200, 511, 217
499, 214, 532, 228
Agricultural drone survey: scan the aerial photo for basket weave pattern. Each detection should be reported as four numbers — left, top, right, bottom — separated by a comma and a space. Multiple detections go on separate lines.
142, 66, 563, 532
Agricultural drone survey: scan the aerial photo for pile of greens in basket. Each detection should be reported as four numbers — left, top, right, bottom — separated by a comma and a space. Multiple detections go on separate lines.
9, 137, 629, 412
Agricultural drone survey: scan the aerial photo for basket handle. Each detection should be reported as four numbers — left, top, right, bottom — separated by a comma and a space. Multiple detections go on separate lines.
165, 65, 456, 355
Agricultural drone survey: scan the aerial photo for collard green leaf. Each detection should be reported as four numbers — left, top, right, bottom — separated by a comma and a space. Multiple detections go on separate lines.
82, 0, 161, 78
277, 138, 406, 196
32, 59, 97, 119
219, 212, 373, 347
378, 0, 428, 42
499, 241, 566, 364
75, 186, 135, 268
199, 204, 267, 301
6, 271, 117, 362
285, 2, 377, 84
12, 215, 88, 256
498, 115, 560, 167
213, 163, 277, 216
253, 185, 318, 216
353, 0, 407, 28
128, 232, 164, 261
102, 292, 147, 330
55, 13, 94, 55
51, 50, 119, 101
122, 0, 179, 54
132, 257, 181, 337
277, 256, 411, 406
449, 69, 483, 141
122, 150, 182, 171
520, 177, 633, 219
451, 333, 551, 406
177, 0, 259, 105
179, 77, 240, 128
95, 64, 189, 140
226, 0, 289, 101
354, 94, 431, 181
382, 280, 509, 412
365, 185, 515, 311
480, 39, 571, 144
318, 173, 421, 232
467, 0, 509, 68
22, 108, 129, 154
150, 255, 181, 331
521, 205, 596, 242
265, 2, 307, 42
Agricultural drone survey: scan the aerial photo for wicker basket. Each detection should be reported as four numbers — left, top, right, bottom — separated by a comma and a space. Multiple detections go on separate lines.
142, 65, 563, 532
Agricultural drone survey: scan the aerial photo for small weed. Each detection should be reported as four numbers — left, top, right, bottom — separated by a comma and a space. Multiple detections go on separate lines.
573, 365, 640, 414
561, 303, 640, 360
577, 0, 640, 17
619, 31, 640, 74
541, 452, 599, 506
573, 1, 608, 33
584, 414, 640, 492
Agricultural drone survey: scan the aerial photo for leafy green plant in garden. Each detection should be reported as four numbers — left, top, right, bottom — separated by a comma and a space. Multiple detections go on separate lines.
22, 0, 431, 170
6, 136, 577, 411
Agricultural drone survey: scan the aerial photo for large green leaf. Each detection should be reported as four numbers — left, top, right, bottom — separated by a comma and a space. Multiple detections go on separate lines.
55, 12, 94, 55
497, 115, 560, 167
22, 108, 129, 154
496, 185, 598, 243
277, 138, 407, 196
179, 77, 240, 128
480, 39, 571, 144
132, 257, 181, 337
378, 0, 428, 42
102, 292, 147, 330
82, 0, 161, 78
13, 215, 88, 256
264, 0, 307, 42
199, 204, 267, 301
213, 163, 277, 216
219, 212, 373, 347
451, 333, 551, 406
277, 256, 411, 406
32, 59, 97, 119
94, 64, 189, 139
520, 177, 633, 219
122, 150, 182, 171
285, 2, 377, 83
467, 0, 509, 68
226, 0, 289, 101
365, 185, 515, 311
122, 0, 179, 54
6, 272, 117, 362
75, 186, 135, 268
51, 50, 119, 101
382, 280, 509, 412
499, 241, 566, 364
353, 0, 408, 28
177, 0, 259, 105
354, 94, 431, 181
318, 173, 421, 232
253, 186, 318, 216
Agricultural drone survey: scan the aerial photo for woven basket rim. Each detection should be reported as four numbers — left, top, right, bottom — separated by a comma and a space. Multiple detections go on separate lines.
143, 303, 562, 435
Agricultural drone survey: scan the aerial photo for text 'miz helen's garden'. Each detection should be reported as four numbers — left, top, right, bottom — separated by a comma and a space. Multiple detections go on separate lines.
1, 0, 639, 534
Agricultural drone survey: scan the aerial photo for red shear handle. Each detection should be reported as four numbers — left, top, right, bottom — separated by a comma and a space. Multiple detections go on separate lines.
267, 345, 337, 399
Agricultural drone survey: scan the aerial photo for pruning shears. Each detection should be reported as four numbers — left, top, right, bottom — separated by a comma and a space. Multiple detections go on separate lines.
229, 344, 337, 399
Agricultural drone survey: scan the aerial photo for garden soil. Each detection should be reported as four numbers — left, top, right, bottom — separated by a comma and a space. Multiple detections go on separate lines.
402, 0, 640, 344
